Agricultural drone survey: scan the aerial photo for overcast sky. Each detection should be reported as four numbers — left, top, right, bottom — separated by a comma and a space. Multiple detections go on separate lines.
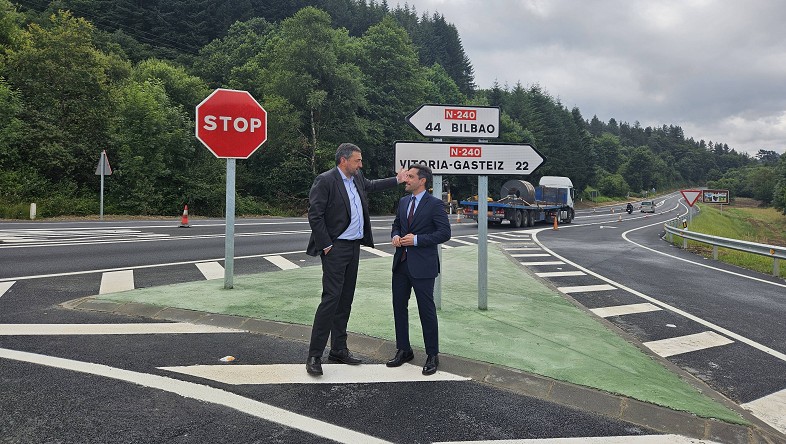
401, 0, 786, 156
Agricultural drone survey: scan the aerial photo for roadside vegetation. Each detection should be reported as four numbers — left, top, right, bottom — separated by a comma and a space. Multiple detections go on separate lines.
671, 199, 786, 279
1, 1, 784, 219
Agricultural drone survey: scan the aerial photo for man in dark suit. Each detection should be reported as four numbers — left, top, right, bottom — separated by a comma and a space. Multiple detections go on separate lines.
387, 164, 451, 375
306, 143, 405, 376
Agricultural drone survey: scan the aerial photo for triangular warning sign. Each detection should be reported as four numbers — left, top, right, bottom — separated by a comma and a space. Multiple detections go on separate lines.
680, 189, 701, 207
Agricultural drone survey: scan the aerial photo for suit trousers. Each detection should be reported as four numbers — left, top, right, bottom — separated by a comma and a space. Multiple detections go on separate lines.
308, 239, 361, 357
392, 260, 439, 356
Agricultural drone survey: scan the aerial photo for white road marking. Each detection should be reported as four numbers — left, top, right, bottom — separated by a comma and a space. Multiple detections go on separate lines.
196, 261, 224, 280
741, 388, 786, 434
557, 284, 616, 294
361, 246, 393, 257
0, 323, 244, 335
99, 270, 134, 294
510, 253, 551, 258
435, 434, 722, 443
264, 255, 300, 270
504, 247, 541, 251
0, 281, 14, 298
535, 271, 586, 277
468, 236, 499, 243
520, 261, 565, 266
643, 331, 734, 357
159, 363, 471, 385
590, 303, 662, 318
442, 244, 454, 249
0, 347, 390, 444
450, 238, 475, 246
532, 227, 786, 362
488, 234, 518, 241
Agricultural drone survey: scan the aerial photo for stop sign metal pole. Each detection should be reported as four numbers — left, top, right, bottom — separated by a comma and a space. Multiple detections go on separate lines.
224, 159, 236, 289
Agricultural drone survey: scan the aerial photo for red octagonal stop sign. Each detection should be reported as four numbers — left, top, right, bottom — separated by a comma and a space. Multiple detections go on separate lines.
196, 88, 268, 159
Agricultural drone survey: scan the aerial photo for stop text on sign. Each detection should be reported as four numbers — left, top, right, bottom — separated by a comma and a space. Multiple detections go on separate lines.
450, 146, 482, 157
407, 104, 500, 138
202, 115, 264, 133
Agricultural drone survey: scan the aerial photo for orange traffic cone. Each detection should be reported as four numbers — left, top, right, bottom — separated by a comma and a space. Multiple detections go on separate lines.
179, 205, 191, 228
552, 215, 559, 230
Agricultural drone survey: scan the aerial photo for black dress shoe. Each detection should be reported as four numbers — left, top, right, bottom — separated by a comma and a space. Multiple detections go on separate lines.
386, 349, 414, 367
422, 354, 439, 375
306, 356, 323, 375
328, 348, 362, 365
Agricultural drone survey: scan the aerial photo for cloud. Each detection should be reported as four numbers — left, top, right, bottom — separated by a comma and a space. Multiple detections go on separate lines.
401, 0, 786, 155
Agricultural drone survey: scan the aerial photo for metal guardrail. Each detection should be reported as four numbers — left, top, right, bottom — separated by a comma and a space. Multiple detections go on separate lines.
664, 219, 785, 277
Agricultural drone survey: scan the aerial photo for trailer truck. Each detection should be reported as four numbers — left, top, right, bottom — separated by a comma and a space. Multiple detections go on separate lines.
460, 176, 575, 227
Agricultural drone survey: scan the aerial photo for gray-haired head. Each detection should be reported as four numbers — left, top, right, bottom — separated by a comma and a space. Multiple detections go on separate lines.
335, 143, 361, 166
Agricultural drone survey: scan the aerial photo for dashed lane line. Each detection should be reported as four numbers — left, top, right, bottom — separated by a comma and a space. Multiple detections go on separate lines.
159, 363, 471, 385
643, 331, 735, 358
741, 388, 786, 434
510, 253, 551, 258
590, 303, 662, 318
0, 347, 391, 444
0, 281, 13, 298
535, 271, 586, 278
99, 270, 134, 294
557, 284, 617, 294
0, 323, 244, 335
264, 255, 300, 270
196, 261, 224, 280
361, 246, 393, 257
520, 261, 565, 266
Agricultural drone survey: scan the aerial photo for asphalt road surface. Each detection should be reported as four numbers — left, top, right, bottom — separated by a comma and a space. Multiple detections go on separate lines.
1, 198, 784, 442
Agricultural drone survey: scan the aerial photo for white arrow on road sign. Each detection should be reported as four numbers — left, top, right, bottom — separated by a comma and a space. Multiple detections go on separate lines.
680, 190, 702, 207
406, 104, 500, 138
395, 141, 545, 175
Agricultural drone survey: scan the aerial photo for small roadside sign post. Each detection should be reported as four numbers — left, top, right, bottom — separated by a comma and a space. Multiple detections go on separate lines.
95, 150, 112, 221
196, 88, 268, 289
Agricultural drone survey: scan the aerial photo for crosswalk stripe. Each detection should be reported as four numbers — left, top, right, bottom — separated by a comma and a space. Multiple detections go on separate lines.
264, 255, 300, 270
468, 236, 499, 243
741, 388, 786, 434
557, 284, 616, 294
196, 261, 224, 280
0, 323, 244, 335
535, 271, 586, 277
644, 331, 734, 357
520, 261, 565, 266
159, 363, 470, 385
590, 303, 662, 318
99, 270, 134, 294
360, 246, 393, 257
0, 347, 390, 444
0, 281, 14, 298
510, 253, 551, 258
504, 247, 541, 251
450, 238, 475, 245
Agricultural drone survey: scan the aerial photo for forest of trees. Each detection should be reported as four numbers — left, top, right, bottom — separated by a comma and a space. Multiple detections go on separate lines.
1, 0, 784, 218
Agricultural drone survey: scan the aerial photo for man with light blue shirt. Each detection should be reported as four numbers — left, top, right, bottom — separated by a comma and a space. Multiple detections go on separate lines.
305, 143, 406, 376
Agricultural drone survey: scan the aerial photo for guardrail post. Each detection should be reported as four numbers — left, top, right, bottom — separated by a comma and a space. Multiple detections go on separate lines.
774, 258, 780, 277
712, 245, 718, 260
683, 235, 687, 250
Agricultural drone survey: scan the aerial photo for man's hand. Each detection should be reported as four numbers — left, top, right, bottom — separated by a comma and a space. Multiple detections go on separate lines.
396, 168, 407, 184
391, 235, 401, 247
399, 233, 415, 246
323, 245, 332, 255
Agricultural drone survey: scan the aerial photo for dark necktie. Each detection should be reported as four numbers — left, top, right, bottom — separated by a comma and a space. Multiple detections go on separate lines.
401, 196, 416, 262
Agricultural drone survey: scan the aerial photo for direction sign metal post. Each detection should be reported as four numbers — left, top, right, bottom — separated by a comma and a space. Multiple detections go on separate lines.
478, 175, 488, 310
433, 174, 443, 310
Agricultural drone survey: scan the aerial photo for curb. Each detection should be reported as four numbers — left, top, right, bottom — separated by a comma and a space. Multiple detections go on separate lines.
61, 296, 785, 444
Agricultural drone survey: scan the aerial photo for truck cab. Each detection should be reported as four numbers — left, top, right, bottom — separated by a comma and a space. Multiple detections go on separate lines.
538, 176, 575, 223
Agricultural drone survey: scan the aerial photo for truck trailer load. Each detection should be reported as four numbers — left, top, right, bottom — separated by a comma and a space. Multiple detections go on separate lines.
460, 176, 575, 227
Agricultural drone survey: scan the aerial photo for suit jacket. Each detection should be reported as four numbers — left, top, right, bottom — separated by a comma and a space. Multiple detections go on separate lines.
306, 167, 398, 256
391, 192, 451, 279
